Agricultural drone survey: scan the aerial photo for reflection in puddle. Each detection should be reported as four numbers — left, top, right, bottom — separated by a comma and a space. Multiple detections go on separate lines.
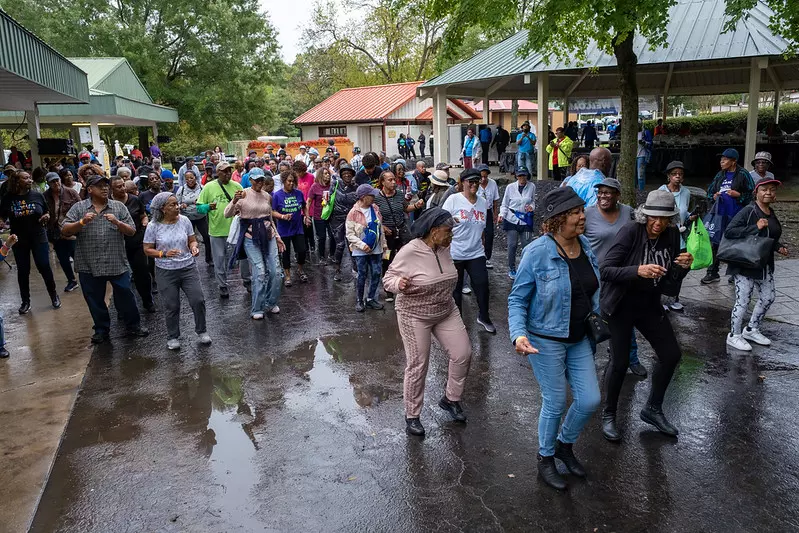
284, 338, 392, 426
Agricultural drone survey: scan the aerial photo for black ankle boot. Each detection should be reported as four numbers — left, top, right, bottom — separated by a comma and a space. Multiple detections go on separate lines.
602, 411, 621, 442
405, 417, 425, 436
640, 405, 679, 437
554, 440, 586, 478
537, 454, 567, 490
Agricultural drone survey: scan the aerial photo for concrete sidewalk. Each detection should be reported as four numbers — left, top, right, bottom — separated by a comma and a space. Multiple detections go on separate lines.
679, 258, 799, 326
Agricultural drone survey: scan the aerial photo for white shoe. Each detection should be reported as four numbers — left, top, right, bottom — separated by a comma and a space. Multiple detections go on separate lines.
252, 313, 264, 320
743, 327, 771, 346
198, 333, 212, 345
461, 286, 472, 295
167, 338, 181, 350
485, 260, 494, 269
669, 301, 684, 312
268, 306, 280, 314
726, 333, 752, 351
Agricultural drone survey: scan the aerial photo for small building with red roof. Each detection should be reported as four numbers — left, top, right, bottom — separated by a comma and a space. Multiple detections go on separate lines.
292, 81, 480, 154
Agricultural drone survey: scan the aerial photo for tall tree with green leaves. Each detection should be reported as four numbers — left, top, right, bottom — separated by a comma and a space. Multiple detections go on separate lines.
434, 0, 677, 203
1, 0, 292, 150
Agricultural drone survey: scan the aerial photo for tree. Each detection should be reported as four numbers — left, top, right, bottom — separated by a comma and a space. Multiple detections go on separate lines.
308, 0, 447, 84
434, 0, 677, 204
1, 0, 287, 151
725, 0, 799, 53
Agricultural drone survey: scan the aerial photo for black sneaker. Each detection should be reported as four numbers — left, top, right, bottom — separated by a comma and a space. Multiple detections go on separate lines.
334, 270, 342, 282
629, 362, 648, 378
18, 301, 30, 315
243, 280, 252, 293
91, 332, 110, 345
219, 287, 230, 299
0, 347, 9, 358
438, 396, 467, 422
64, 280, 79, 292
355, 300, 365, 313
365, 299, 384, 310
51, 294, 61, 309
476, 317, 497, 334
405, 418, 425, 436
127, 326, 150, 338
701, 273, 720, 284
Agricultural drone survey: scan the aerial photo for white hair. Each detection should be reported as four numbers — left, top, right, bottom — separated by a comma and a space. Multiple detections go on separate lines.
116, 167, 132, 178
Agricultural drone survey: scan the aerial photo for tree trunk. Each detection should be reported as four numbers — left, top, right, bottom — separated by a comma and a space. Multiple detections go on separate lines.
511, 100, 519, 130
614, 33, 639, 206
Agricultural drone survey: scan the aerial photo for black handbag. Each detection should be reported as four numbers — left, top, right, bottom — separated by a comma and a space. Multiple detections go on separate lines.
548, 235, 612, 344
717, 211, 774, 269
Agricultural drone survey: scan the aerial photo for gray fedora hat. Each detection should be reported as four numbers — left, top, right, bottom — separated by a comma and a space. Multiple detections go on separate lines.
640, 189, 679, 217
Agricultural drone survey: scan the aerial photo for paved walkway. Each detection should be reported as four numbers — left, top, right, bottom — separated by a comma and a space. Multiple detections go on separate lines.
680, 259, 799, 326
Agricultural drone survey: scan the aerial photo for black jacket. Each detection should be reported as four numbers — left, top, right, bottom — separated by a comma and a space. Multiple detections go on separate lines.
706, 166, 754, 207
723, 202, 783, 280
600, 222, 688, 316
331, 179, 358, 222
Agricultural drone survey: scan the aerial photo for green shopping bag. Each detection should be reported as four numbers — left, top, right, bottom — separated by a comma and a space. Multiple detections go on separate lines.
686, 218, 713, 270
321, 179, 338, 220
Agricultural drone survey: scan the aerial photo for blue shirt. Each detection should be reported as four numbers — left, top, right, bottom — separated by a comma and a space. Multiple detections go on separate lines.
479, 129, 492, 143
464, 136, 475, 157
272, 189, 305, 237
516, 131, 536, 153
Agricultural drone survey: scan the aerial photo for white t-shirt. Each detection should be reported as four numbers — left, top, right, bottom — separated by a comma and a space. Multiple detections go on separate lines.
143, 215, 195, 270
478, 178, 500, 208
442, 193, 487, 261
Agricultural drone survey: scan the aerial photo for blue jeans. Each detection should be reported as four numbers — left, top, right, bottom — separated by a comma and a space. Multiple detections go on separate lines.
517, 151, 535, 174
636, 156, 647, 190
355, 253, 382, 302
78, 271, 141, 336
244, 237, 282, 315
528, 334, 601, 456
629, 331, 640, 365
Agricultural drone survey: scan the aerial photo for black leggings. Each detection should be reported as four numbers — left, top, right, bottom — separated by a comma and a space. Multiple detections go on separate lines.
304, 221, 316, 252
604, 292, 682, 412
126, 244, 154, 308
313, 219, 336, 259
281, 234, 307, 269
485, 208, 494, 260
190, 217, 212, 264
453, 257, 491, 322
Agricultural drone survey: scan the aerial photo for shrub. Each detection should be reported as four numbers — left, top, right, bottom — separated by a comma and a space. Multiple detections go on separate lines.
644, 103, 799, 134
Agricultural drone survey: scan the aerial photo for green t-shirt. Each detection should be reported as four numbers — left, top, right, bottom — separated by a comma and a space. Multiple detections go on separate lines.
197, 179, 243, 237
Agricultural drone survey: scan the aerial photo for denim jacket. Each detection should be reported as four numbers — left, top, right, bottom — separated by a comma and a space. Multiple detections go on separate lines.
508, 234, 601, 342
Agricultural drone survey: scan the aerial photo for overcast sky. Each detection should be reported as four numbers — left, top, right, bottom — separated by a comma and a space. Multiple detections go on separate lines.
261, 0, 317, 63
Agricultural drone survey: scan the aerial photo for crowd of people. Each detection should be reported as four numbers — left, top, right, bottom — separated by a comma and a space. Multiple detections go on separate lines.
0, 138, 789, 494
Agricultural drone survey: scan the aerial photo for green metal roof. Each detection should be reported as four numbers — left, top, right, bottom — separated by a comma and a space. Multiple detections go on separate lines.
69, 58, 154, 103
0, 9, 89, 108
421, 0, 790, 91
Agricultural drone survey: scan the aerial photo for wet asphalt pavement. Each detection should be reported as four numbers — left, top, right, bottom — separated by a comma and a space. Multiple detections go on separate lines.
25, 245, 799, 532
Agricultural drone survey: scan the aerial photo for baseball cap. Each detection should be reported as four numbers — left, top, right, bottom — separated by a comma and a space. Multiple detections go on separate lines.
216, 161, 232, 173
593, 177, 622, 191
249, 167, 266, 180
460, 168, 481, 182
356, 184, 380, 199
46, 172, 61, 182
435, 163, 451, 171
718, 148, 739, 160
86, 174, 110, 188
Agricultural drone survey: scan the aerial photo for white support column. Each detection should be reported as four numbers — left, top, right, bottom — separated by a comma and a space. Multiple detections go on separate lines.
562, 98, 570, 127
662, 64, 674, 122
89, 119, 104, 167
27, 105, 41, 169
537, 73, 549, 180
151, 123, 159, 144
432, 88, 448, 166
745, 58, 765, 171
482, 94, 490, 125
774, 90, 781, 124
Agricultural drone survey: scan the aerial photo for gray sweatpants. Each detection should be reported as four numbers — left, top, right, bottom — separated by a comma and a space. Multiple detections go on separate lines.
155, 265, 207, 340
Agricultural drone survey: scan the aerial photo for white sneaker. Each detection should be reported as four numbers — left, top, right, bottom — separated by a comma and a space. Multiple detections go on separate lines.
268, 306, 280, 314
669, 301, 684, 312
743, 327, 771, 346
485, 260, 494, 269
167, 338, 181, 350
252, 313, 264, 320
198, 333, 212, 345
726, 333, 752, 351
461, 286, 472, 295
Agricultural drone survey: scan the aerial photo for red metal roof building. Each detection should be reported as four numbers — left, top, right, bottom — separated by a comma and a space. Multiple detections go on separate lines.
292, 81, 479, 154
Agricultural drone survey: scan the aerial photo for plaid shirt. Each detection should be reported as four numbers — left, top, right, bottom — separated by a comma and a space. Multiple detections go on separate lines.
64, 199, 135, 277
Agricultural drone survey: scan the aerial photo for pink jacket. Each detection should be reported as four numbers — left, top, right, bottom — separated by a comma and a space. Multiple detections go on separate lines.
345, 202, 388, 253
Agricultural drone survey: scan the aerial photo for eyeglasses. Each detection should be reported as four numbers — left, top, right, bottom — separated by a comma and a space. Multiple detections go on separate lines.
595, 190, 616, 197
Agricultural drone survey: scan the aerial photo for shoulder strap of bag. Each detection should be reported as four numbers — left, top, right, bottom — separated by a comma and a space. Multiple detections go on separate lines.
219, 182, 233, 202
547, 234, 592, 316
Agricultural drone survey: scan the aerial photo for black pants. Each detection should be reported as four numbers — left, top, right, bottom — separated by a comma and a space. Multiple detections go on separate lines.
605, 292, 682, 413
551, 166, 565, 181
585, 140, 595, 150
281, 234, 307, 269
707, 242, 721, 276
52, 239, 76, 283
126, 244, 154, 308
190, 217, 213, 264
408, 146, 417, 158
484, 209, 495, 261
13, 240, 56, 303
332, 218, 347, 266
419, 145, 426, 158
453, 256, 490, 322
304, 221, 316, 252
313, 218, 336, 259
481, 142, 490, 164
496, 144, 506, 161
